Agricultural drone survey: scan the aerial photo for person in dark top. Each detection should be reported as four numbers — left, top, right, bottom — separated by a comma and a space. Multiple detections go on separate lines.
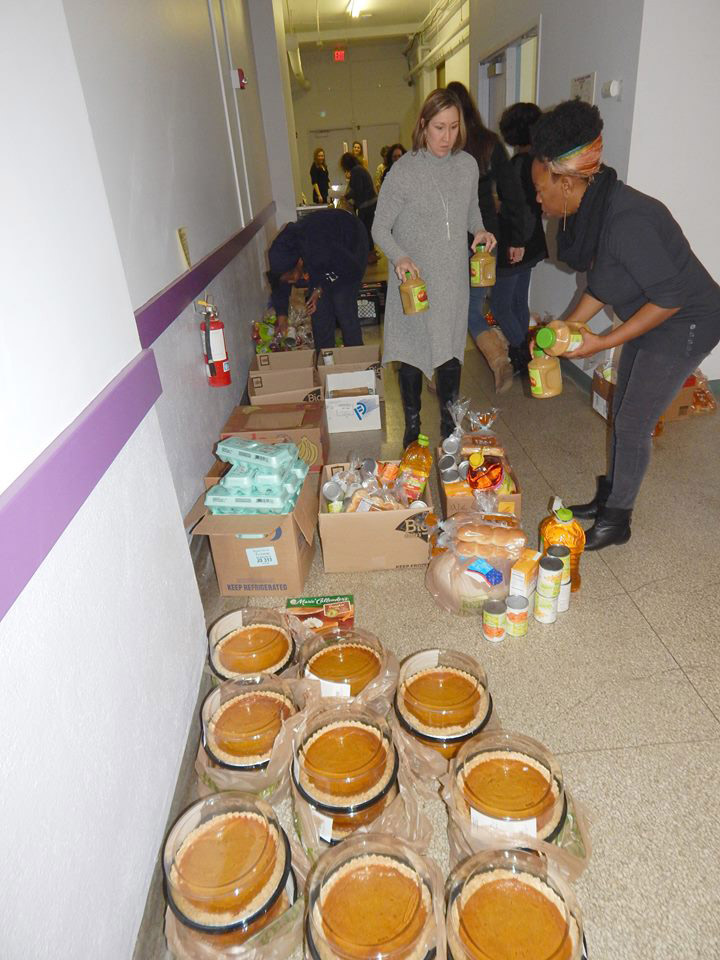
380, 142, 407, 186
340, 152, 377, 262
267, 209, 368, 349
310, 148, 329, 204
498, 102, 549, 375
448, 82, 530, 394
531, 99, 720, 549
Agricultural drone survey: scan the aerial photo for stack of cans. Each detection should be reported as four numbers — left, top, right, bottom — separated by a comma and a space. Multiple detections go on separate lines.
533, 555, 565, 624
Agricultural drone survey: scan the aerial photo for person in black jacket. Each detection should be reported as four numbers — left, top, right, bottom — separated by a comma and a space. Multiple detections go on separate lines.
267, 209, 368, 349
531, 99, 720, 549
498, 102, 549, 374
340, 152, 378, 262
310, 148, 329, 204
448, 82, 530, 394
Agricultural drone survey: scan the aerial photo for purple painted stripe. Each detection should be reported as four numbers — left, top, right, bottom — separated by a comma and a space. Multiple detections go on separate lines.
0, 350, 162, 622
135, 201, 276, 349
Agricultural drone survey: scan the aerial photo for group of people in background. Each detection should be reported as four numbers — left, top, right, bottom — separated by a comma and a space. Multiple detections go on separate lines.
270, 82, 720, 551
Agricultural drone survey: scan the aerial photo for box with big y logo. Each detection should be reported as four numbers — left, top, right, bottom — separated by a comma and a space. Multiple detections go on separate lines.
317, 463, 432, 572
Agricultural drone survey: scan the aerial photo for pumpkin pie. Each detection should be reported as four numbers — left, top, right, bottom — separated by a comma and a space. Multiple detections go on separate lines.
175, 888, 290, 948
169, 811, 285, 928
299, 720, 393, 805
398, 667, 489, 737
314, 854, 431, 960
457, 750, 562, 838
206, 690, 294, 767
306, 642, 382, 695
213, 622, 292, 677
450, 869, 578, 960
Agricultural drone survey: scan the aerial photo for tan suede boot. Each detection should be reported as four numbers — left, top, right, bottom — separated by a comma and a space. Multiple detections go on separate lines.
475, 329, 513, 394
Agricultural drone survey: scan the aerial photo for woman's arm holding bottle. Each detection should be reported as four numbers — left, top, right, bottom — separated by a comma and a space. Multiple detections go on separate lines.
570, 301, 680, 358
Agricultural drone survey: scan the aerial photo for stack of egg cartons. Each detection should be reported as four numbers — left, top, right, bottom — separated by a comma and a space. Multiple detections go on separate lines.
205, 438, 309, 515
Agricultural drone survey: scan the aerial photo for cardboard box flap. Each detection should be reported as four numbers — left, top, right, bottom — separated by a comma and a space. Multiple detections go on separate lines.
325, 370, 376, 396
243, 411, 306, 429
293, 472, 320, 545
184, 491, 209, 532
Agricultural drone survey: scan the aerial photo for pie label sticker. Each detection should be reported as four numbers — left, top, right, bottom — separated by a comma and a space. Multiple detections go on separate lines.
319, 679, 351, 698
246, 546, 278, 568
312, 809, 334, 842
470, 807, 537, 838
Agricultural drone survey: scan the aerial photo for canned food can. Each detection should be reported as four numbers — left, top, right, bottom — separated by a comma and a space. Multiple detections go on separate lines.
557, 578, 571, 613
361, 458, 377, 479
442, 435, 461, 456
322, 480, 343, 504
547, 545, 571, 583
442, 467, 460, 484
438, 454, 457, 473
321, 349, 335, 365
483, 600, 506, 642
533, 591, 558, 624
505, 595, 529, 637
327, 500, 344, 513
537, 556, 564, 598
457, 460, 470, 479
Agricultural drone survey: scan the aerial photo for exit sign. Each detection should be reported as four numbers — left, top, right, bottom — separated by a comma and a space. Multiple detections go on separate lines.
333, 49, 345, 62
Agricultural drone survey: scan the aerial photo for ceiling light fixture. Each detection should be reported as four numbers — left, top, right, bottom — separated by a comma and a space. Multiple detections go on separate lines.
346, 0, 365, 17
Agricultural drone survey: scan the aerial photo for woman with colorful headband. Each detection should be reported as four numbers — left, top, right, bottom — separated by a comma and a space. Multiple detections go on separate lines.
531, 99, 720, 550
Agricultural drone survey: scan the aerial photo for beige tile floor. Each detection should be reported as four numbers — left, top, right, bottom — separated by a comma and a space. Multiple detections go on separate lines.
134, 321, 720, 959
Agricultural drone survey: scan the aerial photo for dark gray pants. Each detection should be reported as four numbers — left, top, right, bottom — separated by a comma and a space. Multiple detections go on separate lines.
607, 341, 707, 509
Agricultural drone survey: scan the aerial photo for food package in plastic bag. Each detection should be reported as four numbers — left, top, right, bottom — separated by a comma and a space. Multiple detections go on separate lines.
440, 728, 592, 882
691, 369, 717, 414
293, 623, 400, 716
425, 503, 527, 614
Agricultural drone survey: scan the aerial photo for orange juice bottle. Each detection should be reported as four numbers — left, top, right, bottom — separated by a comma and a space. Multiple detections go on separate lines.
467, 453, 504, 491
399, 272, 429, 314
470, 244, 496, 287
399, 434, 433, 502
539, 505, 586, 592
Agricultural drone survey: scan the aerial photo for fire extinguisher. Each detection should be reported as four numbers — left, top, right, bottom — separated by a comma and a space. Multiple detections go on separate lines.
199, 301, 231, 387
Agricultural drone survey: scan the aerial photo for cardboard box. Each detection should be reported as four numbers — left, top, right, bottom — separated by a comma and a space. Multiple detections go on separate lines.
251, 350, 316, 372
248, 366, 324, 406
324, 370, 382, 433
592, 371, 697, 424
219, 403, 329, 471
186, 471, 319, 599
317, 345, 384, 399
436, 449, 522, 519
318, 463, 432, 572
510, 548, 542, 599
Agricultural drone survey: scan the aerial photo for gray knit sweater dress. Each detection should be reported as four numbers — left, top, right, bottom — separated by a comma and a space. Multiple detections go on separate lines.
372, 148, 485, 379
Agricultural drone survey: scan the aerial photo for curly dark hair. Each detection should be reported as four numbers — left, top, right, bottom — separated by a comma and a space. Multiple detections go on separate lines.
340, 152, 359, 172
499, 102, 542, 148
531, 99, 603, 161
446, 81, 497, 175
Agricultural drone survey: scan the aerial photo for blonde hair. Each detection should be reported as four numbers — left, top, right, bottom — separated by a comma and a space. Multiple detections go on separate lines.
412, 89, 466, 154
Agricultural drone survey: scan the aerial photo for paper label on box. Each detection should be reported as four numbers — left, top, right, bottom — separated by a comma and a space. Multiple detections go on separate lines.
245, 546, 278, 568
312, 809, 335, 842
470, 807, 537, 838
319, 679, 351, 698
592, 391, 608, 419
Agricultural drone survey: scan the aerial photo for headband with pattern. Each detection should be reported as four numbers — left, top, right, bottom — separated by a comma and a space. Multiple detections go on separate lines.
548, 133, 603, 178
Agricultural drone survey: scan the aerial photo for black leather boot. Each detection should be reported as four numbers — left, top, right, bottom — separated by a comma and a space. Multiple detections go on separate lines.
436, 357, 462, 440
584, 506, 632, 551
399, 363, 423, 448
509, 342, 530, 376
569, 475, 612, 520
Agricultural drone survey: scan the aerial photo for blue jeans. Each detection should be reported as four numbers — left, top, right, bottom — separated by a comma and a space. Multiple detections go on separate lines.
311, 281, 364, 349
467, 267, 532, 347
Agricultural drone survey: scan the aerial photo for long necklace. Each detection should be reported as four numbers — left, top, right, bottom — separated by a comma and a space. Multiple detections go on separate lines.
427, 165, 451, 240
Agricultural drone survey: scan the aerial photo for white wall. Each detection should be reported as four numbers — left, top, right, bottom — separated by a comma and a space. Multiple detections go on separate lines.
291, 40, 417, 199
0, 0, 141, 493
628, 0, 720, 378
0, 412, 207, 960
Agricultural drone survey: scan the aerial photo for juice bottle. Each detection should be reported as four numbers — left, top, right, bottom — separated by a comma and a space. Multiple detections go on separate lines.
467, 453, 504, 491
399, 272, 429, 314
470, 244, 496, 287
539, 505, 586, 592
398, 434, 433, 502
536, 320, 584, 356
528, 347, 562, 399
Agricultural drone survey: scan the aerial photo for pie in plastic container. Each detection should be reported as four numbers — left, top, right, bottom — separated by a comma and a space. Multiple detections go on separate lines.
208, 609, 294, 680
300, 627, 384, 697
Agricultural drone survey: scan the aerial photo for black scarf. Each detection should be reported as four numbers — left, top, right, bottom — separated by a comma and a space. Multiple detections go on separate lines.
556, 165, 618, 272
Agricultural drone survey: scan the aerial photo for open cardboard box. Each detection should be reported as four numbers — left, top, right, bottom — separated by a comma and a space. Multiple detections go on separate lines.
325, 370, 382, 433
219, 403, 329, 471
317, 462, 432, 572
592, 370, 697, 424
186, 471, 319, 599
316, 345, 384, 399
251, 350, 316, 372
248, 365, 324, 406
436, 448, 522, 519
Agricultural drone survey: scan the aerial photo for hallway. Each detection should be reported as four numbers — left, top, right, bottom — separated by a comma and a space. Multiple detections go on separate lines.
136, 327, 720, 959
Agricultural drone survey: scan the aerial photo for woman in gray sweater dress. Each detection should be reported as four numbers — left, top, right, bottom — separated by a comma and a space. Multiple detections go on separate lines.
373, 88, 496, 444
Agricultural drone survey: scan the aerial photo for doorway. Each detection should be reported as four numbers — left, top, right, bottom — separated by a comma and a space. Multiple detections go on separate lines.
307, 127, 354, 202
477, 24, 540, 132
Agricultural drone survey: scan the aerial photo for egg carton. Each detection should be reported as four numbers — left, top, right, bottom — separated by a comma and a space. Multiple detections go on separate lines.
216, 437, 298, 470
